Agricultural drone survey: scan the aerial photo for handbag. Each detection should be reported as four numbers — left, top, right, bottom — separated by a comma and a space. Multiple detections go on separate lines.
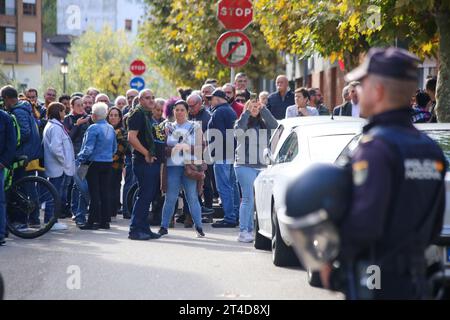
184, 161, 207, 181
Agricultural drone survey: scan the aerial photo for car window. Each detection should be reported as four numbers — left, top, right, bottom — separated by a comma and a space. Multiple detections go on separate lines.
335, 134, 362, 166
269, 124, 284, 154
309, 134, 357, 163
424, 130, 450, 171
275, 132, 299, 164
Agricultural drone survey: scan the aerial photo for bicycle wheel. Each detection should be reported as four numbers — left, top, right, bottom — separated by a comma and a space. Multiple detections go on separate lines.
6, 176, 61, 239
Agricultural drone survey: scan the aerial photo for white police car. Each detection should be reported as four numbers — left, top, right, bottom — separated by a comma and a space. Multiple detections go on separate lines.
253, 116, 365, 267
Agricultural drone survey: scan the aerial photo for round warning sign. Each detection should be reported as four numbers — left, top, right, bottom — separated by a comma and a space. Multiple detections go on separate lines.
216, 31, 252, 68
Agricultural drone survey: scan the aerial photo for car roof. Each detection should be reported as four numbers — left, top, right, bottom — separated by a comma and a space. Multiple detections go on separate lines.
279, 116, 366, 130
288, 117, 366, 137
415, 123, 450, 130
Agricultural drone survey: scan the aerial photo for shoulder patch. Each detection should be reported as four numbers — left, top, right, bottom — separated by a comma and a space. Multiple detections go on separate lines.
360, 134, 374, 144
353, 160, 369, 186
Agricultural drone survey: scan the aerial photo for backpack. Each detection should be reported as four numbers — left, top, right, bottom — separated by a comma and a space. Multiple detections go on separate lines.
8, 113, 21, 148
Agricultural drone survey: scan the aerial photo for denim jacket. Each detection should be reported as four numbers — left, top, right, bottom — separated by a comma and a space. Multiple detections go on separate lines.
77, 120, 117, 164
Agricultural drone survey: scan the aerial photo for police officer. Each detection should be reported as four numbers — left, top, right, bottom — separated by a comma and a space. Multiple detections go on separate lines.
318, 48, 447, 300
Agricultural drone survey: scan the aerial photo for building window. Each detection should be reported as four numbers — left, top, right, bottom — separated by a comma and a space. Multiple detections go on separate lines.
125, 19, 132, 32
23, 0, 36, 16
0, 27, 16, 52
23, 31, 36, 53
0, 0, 16, 15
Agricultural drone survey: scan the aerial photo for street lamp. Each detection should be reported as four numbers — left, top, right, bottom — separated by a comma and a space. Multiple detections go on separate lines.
60, 58, 69, 93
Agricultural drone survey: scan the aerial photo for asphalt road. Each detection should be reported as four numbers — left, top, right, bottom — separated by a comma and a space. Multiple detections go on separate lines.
0, 218, 343, 300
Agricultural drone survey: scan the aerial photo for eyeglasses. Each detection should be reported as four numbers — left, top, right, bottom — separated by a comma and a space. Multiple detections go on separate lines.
143, 96, 155, 100
236, 99, 246, 103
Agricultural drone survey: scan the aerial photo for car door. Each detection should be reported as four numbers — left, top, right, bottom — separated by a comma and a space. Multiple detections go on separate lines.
255, 124, 285, 225
259, 131, 300, 232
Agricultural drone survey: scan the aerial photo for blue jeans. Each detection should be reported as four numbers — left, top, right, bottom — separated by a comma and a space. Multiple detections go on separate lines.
161, 166, 202, 229
72, 173, 89, 224
214, 163, 239, 224
44, 174, 69, 223
123, 155, 136, 214
0, 169, 6, 238
235, 167, 261, 233
130, 161, 160, 235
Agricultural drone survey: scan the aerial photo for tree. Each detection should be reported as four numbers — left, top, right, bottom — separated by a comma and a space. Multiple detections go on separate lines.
254, 0, 450, 121
41, 26, 176, 98
140, 0, 282, 89
42, 0, 57, 37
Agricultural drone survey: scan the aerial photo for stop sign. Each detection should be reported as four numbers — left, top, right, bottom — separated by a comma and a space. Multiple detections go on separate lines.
217, 0, 253, 31
130, 60, 146, 76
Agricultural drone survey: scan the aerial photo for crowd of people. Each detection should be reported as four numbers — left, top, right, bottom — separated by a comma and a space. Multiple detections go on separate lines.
0, 71, 440, 245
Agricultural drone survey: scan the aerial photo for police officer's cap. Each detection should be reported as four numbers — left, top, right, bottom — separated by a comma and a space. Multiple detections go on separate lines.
345, 47, 421, 82
285, 164, 352, 225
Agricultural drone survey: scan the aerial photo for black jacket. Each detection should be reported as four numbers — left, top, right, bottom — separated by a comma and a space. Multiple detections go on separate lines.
333, 101, 353, 116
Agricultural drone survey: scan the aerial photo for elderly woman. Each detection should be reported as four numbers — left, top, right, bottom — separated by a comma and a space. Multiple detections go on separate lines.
43, 102, 76, 231
77, 103, 117, 230
159, 100, 205, 238
234, 99, 278, 243
114, 96, 127, 111
107, 107, 129, 221
154, 98, 166, 124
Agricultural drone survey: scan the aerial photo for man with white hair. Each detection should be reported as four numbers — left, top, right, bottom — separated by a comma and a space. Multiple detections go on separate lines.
86, 87, 100, 101
95, 93, 111, 106
127, 89, 164, 240
114, 96, 127, 110
333, 82, 361, 117
201, 84, 215, 114
77, 102, 117, 230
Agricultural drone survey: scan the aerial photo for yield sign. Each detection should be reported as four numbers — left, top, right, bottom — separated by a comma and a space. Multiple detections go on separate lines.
216, 31, 252, 68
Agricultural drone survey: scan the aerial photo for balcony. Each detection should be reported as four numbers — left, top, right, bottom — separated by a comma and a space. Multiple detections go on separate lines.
0, 7, 16, 16
0, 43, 16, 52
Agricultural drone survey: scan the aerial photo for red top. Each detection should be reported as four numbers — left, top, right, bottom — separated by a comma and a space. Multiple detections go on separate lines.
231, 101, 244, 118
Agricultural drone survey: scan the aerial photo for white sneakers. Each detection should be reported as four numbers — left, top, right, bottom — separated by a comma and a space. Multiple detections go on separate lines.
238, 231, 254, 243
51, 222, 69, 231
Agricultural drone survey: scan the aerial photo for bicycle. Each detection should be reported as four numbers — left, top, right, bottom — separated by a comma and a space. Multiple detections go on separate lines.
4, 156, 61, 239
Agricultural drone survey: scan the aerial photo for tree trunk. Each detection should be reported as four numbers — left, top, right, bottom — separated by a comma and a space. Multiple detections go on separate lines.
435, 9, 450, 122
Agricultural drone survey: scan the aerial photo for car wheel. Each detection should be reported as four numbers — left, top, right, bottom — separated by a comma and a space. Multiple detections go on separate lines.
271, 204, 300, 267
307, 268, 323, 288
254, 206, 271, 251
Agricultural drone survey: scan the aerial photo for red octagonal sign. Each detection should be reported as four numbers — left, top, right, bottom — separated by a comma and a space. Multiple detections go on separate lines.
218, 0, 253, 31
130, 60, 146, 76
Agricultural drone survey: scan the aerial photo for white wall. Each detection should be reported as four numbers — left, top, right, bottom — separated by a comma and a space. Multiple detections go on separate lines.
0, 64, 42, 90
116, 0, 146, 38
57, 0, 145, 38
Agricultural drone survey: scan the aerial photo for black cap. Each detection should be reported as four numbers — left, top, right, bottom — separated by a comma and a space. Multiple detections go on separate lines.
206, 89, 228, 101
345, 47, 421, 82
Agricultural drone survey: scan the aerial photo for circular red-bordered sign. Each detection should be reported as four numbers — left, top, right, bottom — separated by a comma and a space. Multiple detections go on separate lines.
130, 60, 146, 76
216, 31, 252, 68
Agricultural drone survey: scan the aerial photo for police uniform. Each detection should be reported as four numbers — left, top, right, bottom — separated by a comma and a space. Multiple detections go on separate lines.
338, 48, 447, 300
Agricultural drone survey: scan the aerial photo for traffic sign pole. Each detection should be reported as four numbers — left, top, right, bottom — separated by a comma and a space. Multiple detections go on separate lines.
231, 67, 236, 86
217, 0, 254, 77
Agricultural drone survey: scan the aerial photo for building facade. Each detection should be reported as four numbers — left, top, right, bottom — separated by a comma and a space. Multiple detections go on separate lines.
56, 0, 145, 39
286, 53, 438, 112
0, 0, 43, 90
